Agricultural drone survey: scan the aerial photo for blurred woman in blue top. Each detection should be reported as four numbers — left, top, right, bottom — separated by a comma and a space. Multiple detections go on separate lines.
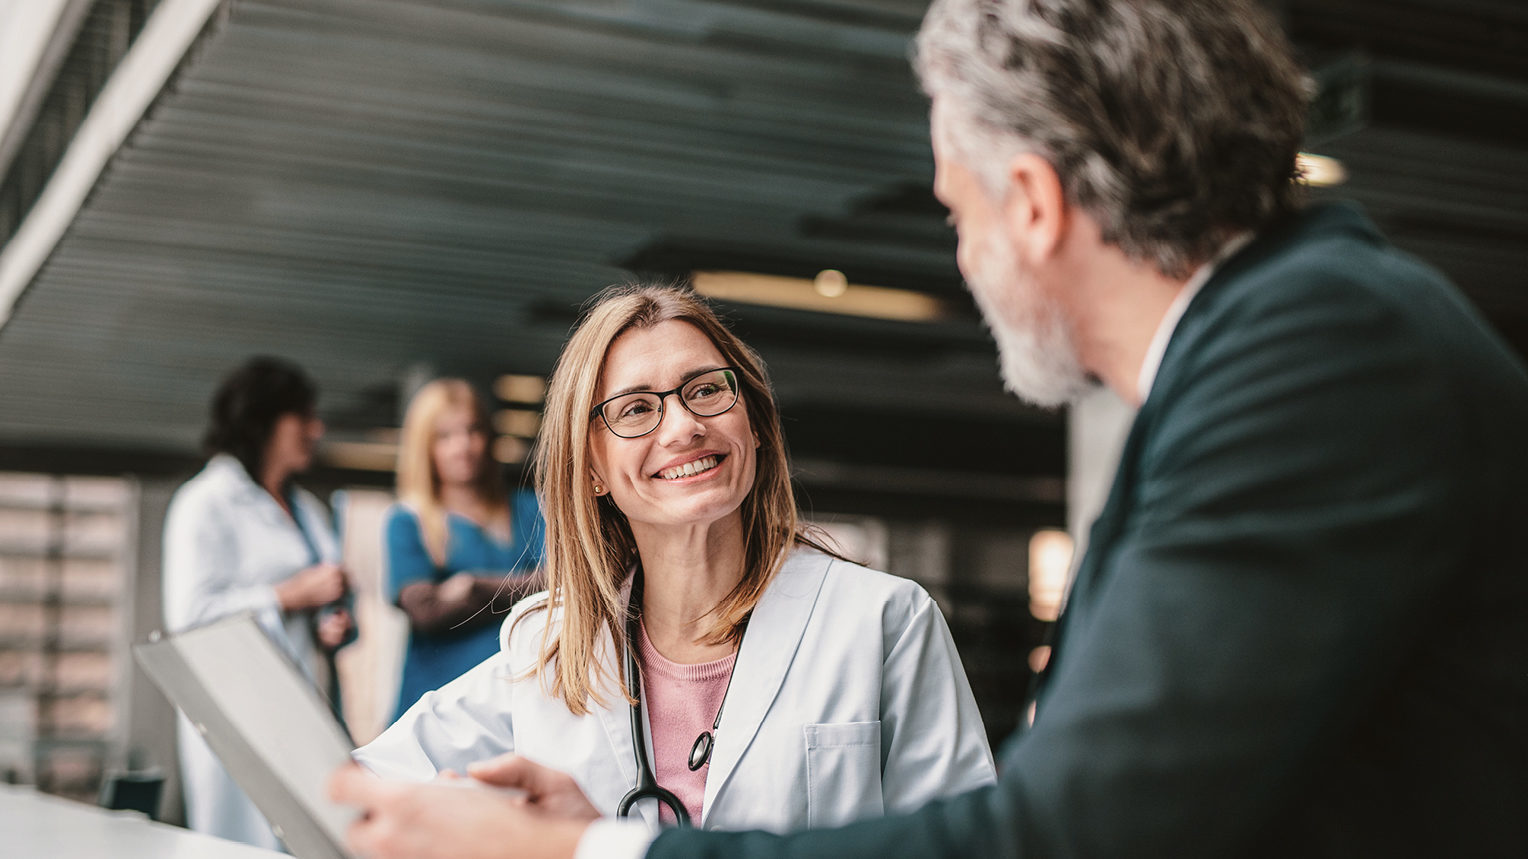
386, 378, 545, 720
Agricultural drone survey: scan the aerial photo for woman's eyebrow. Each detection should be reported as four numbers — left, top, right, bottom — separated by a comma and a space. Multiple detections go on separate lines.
602, 366, 720, 400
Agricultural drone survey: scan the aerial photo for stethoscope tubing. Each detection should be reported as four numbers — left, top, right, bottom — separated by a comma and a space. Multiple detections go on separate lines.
617, 570, 693, 826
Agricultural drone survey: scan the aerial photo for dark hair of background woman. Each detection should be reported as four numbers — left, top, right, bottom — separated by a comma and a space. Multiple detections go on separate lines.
202, 355, 317, 482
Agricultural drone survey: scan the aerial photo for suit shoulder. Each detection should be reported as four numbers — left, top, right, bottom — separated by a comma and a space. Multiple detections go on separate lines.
1205, 210, 1468, 347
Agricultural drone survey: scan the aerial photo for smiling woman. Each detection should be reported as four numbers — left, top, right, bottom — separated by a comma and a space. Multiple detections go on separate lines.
354, 284, 996, 834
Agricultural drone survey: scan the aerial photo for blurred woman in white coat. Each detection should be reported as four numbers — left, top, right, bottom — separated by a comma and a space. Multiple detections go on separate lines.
163, 355, 354, 850
355, 285, 994, 833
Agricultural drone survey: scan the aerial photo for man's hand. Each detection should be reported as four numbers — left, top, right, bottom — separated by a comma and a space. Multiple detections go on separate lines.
466, 754, 601, 823
328, 764, 590, 859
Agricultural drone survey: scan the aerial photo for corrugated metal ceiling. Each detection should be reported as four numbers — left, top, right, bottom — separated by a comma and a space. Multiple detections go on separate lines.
1, 0, 1007, 450
0, 0, 1523, 504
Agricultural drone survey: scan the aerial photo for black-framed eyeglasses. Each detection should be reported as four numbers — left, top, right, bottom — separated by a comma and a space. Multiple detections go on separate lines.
590, 367, 741, 439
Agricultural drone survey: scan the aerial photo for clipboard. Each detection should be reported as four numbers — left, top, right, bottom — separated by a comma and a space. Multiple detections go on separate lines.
134, 612, 358, 859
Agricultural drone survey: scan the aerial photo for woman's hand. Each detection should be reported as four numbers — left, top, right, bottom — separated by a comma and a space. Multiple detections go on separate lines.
275, 562, 349, 612
329, 764, 590, 859
397, 570, 542, 634
438, 571, 477, 604
316, 606, 355, 650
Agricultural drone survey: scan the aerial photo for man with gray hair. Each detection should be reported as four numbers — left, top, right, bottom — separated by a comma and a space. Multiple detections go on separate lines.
331, 1, 1528, 855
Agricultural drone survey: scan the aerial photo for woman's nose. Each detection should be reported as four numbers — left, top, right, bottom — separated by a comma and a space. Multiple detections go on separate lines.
654, 393, 704, 442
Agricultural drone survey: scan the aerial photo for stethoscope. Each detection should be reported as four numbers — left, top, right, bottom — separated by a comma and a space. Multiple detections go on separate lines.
615, 569, 746, 827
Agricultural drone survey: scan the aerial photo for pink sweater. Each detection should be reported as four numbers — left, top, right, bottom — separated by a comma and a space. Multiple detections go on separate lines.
638, 623, 736, 826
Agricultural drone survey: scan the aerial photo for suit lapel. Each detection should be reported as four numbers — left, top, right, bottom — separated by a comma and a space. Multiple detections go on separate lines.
1037, 237, 1251, 709
1063, 423, 1143, 614
1031, 419, 1143, 711
700, 549, 830, 825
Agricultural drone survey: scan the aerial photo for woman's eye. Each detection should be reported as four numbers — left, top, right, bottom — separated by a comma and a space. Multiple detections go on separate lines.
618, 401, 653, 419
689, 383, 720, 398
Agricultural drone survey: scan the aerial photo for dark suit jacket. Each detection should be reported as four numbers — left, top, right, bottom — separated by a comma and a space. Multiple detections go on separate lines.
648, 203, 1528, 858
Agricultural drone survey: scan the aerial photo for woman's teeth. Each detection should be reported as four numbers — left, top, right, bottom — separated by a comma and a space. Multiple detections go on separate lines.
659, 456, 718, 480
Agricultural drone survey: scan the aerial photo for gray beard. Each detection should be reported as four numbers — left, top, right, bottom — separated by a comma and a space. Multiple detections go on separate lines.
988, 310, 1093, 408
966, 244, 1092, 409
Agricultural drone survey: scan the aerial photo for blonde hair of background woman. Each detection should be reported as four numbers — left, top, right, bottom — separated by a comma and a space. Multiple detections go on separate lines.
527, 283, 842, 716
396, 379, 508, 568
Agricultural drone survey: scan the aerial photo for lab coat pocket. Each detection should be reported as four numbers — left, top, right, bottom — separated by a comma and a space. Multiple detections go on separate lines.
804, 720, 882, 828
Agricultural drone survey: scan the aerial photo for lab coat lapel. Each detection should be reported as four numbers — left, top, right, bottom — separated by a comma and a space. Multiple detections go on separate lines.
219, 456, 284, 523
217, 456, 313, 555
590, 577, 661, 829
701, 549, 830, 825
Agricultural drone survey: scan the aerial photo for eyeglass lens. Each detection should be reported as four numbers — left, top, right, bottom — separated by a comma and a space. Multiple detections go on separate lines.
600, 368, 738, 438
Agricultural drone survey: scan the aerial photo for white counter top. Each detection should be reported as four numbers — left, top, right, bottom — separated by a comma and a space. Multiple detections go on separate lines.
0, 782, 286, 858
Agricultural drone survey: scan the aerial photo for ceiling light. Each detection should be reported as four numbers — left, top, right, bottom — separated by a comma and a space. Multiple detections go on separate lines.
495, 374, 546, 404
692, 271, 950, 322
494, 408, 542, 438
1028, 645, 1052, 674
319, 441, 398, 472
1296, 152, 1347, 187
493, 436, 529, 464
813, 269, 849, 298
1028, 529, 1074, 622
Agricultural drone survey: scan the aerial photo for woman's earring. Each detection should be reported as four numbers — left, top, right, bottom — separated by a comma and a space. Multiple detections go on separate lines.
593, 482, 605, 495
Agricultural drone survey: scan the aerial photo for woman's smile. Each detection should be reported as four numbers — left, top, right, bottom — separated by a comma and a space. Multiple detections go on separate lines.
654, 453, 726, 482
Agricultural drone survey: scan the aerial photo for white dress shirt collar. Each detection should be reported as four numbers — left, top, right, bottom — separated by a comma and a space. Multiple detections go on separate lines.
1135, 232, 1253, 402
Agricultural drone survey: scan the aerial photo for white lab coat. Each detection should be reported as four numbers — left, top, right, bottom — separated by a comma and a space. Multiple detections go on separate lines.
162, 453, 340, 851
356, 547, 995, 833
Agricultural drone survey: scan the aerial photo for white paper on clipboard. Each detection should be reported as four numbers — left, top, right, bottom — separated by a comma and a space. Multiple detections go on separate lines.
134, 612, 357, 859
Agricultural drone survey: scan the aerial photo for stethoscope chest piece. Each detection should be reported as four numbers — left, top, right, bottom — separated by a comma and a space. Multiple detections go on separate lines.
688, 730, 713, 772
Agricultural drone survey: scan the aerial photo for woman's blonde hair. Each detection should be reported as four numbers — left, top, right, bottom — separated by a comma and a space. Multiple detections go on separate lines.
396, 379, 507, 567
529, 283, 839, 715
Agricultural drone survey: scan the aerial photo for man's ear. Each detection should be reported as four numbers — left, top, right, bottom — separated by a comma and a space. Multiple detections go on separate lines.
1001, 152, 1068, 265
